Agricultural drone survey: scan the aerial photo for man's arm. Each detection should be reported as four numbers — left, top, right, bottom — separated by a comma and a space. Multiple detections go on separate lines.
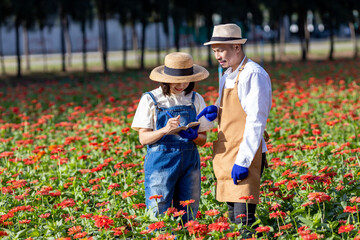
235, 72, 272, 168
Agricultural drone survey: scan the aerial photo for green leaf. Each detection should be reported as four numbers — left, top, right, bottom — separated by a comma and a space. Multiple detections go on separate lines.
297, 215, 314, 227
290, 208, 305, 216
15, 229, 27, 238
251, 218, 262, 228
312, 211, 322, 224
29, 229, 40, 237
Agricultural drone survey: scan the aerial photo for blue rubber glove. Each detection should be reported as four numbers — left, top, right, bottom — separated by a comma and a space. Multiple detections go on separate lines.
178, 125, 199, 140
231, 164, 249, 185
196, 105, 217, 121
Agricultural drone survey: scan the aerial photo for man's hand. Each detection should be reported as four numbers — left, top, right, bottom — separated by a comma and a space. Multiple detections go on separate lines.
231, 164, 248, 184
178, 125, 199, 140
196, 105, 217, 121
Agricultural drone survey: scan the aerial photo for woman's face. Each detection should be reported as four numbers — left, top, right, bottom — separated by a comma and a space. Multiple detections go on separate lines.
169, 82, 190, 94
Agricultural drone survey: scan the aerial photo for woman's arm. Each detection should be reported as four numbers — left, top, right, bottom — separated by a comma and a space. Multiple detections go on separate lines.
138, 115, 180, 145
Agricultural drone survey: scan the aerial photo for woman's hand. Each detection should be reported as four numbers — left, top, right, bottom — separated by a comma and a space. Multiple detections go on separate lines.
163, 115, 180, 134
139, 116, 180, 145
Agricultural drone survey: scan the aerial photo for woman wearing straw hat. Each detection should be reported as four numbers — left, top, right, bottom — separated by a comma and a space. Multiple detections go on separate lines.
131, 52, 217, 222
204, 23, 272, 232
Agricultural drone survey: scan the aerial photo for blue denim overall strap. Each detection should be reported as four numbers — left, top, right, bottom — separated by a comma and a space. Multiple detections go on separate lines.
144, 91, 200, 222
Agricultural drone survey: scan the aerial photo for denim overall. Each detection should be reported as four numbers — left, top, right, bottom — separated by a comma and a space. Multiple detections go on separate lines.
144, 91, 200, 222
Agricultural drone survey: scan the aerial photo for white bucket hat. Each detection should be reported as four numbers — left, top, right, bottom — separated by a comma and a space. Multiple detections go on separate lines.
204, 23, 247, 45
150, 52, 209, 83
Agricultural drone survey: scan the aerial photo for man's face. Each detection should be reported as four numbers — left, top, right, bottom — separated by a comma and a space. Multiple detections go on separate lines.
211, 44, 241, 69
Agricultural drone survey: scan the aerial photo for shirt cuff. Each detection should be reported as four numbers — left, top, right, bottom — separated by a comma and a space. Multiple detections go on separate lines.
234, 153, 251, 168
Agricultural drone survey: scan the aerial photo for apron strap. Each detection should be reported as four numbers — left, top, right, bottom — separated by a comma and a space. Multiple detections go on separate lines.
234, 56, 248, 86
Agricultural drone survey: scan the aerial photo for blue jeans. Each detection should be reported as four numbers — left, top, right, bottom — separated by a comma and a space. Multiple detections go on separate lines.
145, 141, 201, 222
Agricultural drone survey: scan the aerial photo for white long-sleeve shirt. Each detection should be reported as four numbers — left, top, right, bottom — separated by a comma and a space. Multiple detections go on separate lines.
215, 58, 272, 168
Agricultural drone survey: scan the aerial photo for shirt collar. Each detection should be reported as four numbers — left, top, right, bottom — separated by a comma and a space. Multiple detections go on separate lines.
224, 56, 247, 80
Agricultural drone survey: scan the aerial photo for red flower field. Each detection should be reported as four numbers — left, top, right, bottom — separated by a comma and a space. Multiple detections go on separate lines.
0, 59, 359, 239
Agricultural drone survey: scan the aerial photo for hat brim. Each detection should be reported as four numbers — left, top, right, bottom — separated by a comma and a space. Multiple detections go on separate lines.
150, 64, 209, 83
203, 39, 247, 46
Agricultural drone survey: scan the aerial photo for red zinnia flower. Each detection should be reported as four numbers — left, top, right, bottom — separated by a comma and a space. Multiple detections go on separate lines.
68, 225, 82, 235
205, 209, 220, 216
173, 210, 186, 217
121, 127, 130, 133
338, 224, 355, 234
208, 222, 230, 232
122, 189, 138, 199
307, 192, 331, 203
164, 207, 177, 216
226, 232, 240, 238
148, 221, 165, 230
19, 219, 31, 224
239, 195, 254, 201
149, 194, 163, 200
280, 223, 292, 230
343, 206, 357, 213
269, 211, 286, 219
180, 199, 195, 207
112, 226, 129, 236
73, 232, 88, 239
39, 213, 51, 218
255, 226, 271, 233
92, 215, 114, 229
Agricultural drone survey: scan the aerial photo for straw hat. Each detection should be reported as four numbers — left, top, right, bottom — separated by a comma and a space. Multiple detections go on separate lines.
203, 23, 247, 45
150, 52, 209, 83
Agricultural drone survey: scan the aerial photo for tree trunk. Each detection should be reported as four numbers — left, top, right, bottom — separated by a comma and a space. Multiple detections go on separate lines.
98, 0, 108, 73
64, 16, 72, 68
174, 23, 180, 52
206, 15, 213, 67
0, 25, 6, 75
156, 21, 161, 66
251, 23, 259, 57
40, 29, 48, 72
60, 14, 66, 72
102, 14, 108, 72
271, 37, 276, 63
173, 11, 181, 52
328, 20, 334, 61
98, 18, 108, 72
166, 32, 170, 54
349, 21, 358, 59
298, 11, 307, 61
131, 23, 139, 67
121, 23, 127, 69
140, 19, 146, 70
279, 16, 286, 61
22, 24, 30, 71
15, 19, 21, 78
188, 26, 194, 57
304, 17, 310, 53
81, 20, 87, 72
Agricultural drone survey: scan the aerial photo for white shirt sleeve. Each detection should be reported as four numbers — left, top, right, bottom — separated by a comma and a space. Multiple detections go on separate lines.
131, 94, 155, 131
235, 71, 272, 168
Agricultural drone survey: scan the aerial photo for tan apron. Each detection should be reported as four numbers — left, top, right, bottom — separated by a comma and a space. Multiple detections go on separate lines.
213, 58, 262, 204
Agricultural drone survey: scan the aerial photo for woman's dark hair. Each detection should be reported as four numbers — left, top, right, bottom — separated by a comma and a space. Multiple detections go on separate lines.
160, 82, 195, 96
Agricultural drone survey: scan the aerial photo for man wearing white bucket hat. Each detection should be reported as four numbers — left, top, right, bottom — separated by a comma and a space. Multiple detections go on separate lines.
131, 52, 216, 222
204, 23, 272, 232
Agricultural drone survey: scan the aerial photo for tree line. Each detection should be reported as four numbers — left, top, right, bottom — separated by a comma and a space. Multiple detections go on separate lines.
0, 0, 359, 77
